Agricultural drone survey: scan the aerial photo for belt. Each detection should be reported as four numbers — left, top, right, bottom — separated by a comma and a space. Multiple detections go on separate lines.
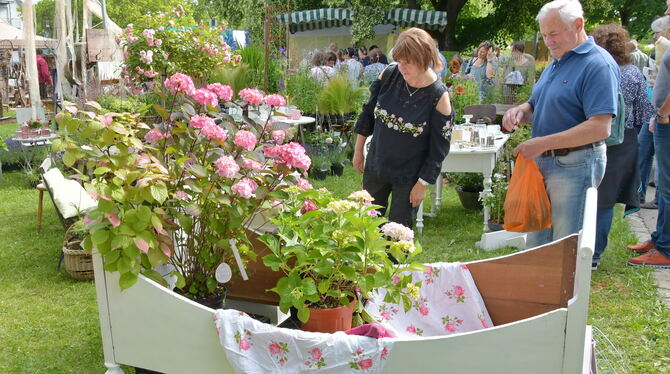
540, 141, 605, 157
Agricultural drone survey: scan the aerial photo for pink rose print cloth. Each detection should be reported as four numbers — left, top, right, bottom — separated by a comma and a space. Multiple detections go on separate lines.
214, 309, 393, 373
365, 262, 493, 338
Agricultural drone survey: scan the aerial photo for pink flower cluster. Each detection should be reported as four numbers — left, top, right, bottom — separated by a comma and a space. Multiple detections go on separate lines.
215, 155, 239, 178
296, 177, 312, 191
271, 130, 285, 144
300, 200, 317, 214
232, 178, 258, 199
191, 88, 218, 107
234, 130, 257, 151
164, 73, 195, 95
139, 50, 153, 64
380, 222, 414, 242
189, 114, 215, 129
242, 158, 263, 171
238, 88, 265, 106
201, 123, 228, 142
264, 94, 286, 107
207, 83, 233, 101
144, 128, 167, 145
263, 142, 311, 170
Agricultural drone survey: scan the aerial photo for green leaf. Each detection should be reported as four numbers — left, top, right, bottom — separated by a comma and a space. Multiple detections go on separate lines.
301, 278, 317, 296
317, 280, 330, 294
297, 307, 310, 323
150, 184, 169, 204
119, 272, 138, 290
91, 230, 109, 245
147, 247, 167, 267
62, 150, 79, 167
153, 104, 169, 120
262, 254, 282, 271
142, 269, 167, 286
173, 271, 186, 290
94, 166, 111, 175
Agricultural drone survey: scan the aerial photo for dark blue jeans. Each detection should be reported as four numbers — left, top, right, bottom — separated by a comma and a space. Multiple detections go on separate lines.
593, 207, 614, 264
638, 122, 657, 202
651, 123, 670, 258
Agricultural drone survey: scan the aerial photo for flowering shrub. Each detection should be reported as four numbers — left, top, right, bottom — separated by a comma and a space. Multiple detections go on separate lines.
54, 73, 310, 299
260, 188, 425, 324
446, 73, 479, 123
120, 5, 241, 93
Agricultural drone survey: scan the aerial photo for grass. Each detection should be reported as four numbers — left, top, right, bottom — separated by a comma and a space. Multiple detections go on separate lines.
0, 164, 668, 372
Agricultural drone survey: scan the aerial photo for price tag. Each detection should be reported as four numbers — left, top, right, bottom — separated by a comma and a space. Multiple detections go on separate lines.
215, 263, 232, 283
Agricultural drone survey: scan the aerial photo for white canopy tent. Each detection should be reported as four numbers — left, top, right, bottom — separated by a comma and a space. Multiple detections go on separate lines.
0, 18, 55, 49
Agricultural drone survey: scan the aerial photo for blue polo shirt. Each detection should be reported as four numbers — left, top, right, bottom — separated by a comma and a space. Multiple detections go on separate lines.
528, 37, 619, 138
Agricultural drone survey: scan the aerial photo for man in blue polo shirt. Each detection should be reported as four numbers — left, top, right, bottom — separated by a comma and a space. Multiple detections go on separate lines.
502, 0, 619, 248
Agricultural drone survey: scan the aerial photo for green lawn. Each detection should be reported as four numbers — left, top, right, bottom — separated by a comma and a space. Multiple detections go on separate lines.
0, 166, 668, 372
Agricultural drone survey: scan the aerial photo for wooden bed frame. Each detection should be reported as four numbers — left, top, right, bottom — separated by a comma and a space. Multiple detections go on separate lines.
93, 188, 597, 373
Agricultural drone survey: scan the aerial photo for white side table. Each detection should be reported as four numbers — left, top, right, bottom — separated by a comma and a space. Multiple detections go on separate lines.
271, 116, 316, 144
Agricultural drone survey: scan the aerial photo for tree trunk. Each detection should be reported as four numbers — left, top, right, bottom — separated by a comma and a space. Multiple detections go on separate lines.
433, 0, 468, 51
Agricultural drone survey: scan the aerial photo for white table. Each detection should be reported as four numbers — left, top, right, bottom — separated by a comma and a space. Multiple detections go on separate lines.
13, 133, 59, 172
271, 116, 316, 144
417, 134, 510, 235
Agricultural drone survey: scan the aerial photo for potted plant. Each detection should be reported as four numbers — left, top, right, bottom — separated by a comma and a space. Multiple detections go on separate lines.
317, 74, 367, 127
329, 149, 347, 176
448, 172, 484, 210
260, 188, 424, 333
55, 74, 311, 307
308, 154, 331, 180
479, 167, 509, 231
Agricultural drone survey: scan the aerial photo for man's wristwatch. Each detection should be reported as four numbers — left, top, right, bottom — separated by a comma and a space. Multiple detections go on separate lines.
656, 111, 670, 124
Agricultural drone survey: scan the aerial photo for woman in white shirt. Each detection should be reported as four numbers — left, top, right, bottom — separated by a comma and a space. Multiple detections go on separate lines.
339, 47, 364, 87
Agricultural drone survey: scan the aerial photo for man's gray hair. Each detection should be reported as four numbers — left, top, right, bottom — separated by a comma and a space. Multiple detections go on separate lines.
536, 0, 584, 24
651, 16, 670, 33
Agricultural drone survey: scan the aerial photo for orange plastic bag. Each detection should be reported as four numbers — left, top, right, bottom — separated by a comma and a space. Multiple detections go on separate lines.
502, 154, 552, 232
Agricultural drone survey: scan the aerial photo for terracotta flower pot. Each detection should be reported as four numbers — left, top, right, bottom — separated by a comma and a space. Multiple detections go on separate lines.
301, 300, 356, 333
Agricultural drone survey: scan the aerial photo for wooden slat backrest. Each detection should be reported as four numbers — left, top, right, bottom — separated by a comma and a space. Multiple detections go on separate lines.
467, 235, 578, 325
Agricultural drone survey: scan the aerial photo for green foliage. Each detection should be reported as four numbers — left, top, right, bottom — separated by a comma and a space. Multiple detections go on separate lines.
285, 69, 323, 114
96, 94, 151, 115
209, 64, 253, 99
260, 188, 424, 324
107, 0, 196, 31
448, 172, 484, 192
235, 43, 284, 92
317, 74, 368, 116
446, 73, 479, 122
479, 161, 510, 223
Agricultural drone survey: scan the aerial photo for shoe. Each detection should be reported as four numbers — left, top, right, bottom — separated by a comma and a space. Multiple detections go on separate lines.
640, 201, 659, 209
591, 262, 599, 270
627, 240, 655, 254
628, 250, 670, 267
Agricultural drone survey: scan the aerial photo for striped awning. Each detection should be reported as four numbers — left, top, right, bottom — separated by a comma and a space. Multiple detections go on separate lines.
277, 8, 353, 33
278, 8, 447, 34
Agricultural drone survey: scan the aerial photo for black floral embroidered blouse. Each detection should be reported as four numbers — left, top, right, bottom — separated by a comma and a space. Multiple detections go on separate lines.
354, 65, 452, 185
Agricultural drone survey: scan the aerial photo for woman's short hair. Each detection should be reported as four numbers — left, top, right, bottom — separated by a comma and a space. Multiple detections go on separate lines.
592, 23, 632, 66
392, 27, 443, 73
325, 51, 337, 63
369, 50, 381, 64
311, 51, 325, 66
511, 41, 525, 53
536, 0, 584, 25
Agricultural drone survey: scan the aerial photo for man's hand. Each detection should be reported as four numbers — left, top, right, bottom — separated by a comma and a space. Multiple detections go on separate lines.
513, 137, 548, 159
409, 182, 426, 208
353, 149, 364, 173
503, 106, 525, 132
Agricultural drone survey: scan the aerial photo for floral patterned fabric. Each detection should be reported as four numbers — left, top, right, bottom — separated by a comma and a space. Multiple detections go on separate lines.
365, 262, 493, 338
214, 309, 393, 373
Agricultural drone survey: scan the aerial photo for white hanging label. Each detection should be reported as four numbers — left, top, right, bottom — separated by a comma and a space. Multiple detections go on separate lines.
230, 239, 249, 280
215, 263, 233, 283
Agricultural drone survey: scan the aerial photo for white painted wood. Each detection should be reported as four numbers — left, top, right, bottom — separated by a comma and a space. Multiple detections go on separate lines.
224, 299, 290, 326
476, 229, 527, 251
92, 188, 597, 373
21, 0, 42, 120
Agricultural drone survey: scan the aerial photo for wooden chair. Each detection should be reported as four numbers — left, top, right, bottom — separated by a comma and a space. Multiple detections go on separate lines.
464, 104, 497, 124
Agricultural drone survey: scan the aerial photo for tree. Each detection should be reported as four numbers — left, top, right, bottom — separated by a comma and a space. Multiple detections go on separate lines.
105, 0, 195, 30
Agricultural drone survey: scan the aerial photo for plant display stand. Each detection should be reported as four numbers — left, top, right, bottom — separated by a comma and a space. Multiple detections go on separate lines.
91, 189, 599, 374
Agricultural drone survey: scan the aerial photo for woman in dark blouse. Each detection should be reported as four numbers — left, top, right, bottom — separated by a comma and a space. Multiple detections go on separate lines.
353, 28, 452, 228
591, 24, 654, 269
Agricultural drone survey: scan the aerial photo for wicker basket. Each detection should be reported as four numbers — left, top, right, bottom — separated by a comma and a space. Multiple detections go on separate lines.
62, 246, 94, 281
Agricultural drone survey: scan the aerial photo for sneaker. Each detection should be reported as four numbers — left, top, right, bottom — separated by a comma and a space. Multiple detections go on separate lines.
626, 240, 655, 254
627, 250, 670, 267
641, 201, 659, 209
591, 262, 599, 270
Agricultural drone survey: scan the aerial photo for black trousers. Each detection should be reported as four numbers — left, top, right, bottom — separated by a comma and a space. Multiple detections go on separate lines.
363, 171, 418, 228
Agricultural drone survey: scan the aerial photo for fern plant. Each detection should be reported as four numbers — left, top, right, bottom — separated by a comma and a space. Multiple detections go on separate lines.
317, 74, 368, 116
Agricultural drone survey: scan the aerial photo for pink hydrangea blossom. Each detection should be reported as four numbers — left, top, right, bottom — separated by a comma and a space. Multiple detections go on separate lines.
271, 130, 285, 143
242, 158, 262, 171
215, 155, 239, 178
381, 222, 414, 242
139, 50, 153, 64
234, 130, 257, 150
264, 93, 286, 107
144, 128, 166, 145
232, 178, 258, 199
263, 142, 311, 170
154, 39, 162, 46
207, 83, 233, 101
191, 88, 219, 108
300, 200, 317, 214
189, 114, 215, 129
238, 88, 265, 106
201, 123, 228, 142
164, 73, 195, 95
296, 177, 312, 191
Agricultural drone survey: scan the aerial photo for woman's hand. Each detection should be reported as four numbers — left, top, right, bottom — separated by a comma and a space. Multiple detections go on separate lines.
353, 148, 365, 173
487, 48, 494, 62
409, 182, 426, 208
